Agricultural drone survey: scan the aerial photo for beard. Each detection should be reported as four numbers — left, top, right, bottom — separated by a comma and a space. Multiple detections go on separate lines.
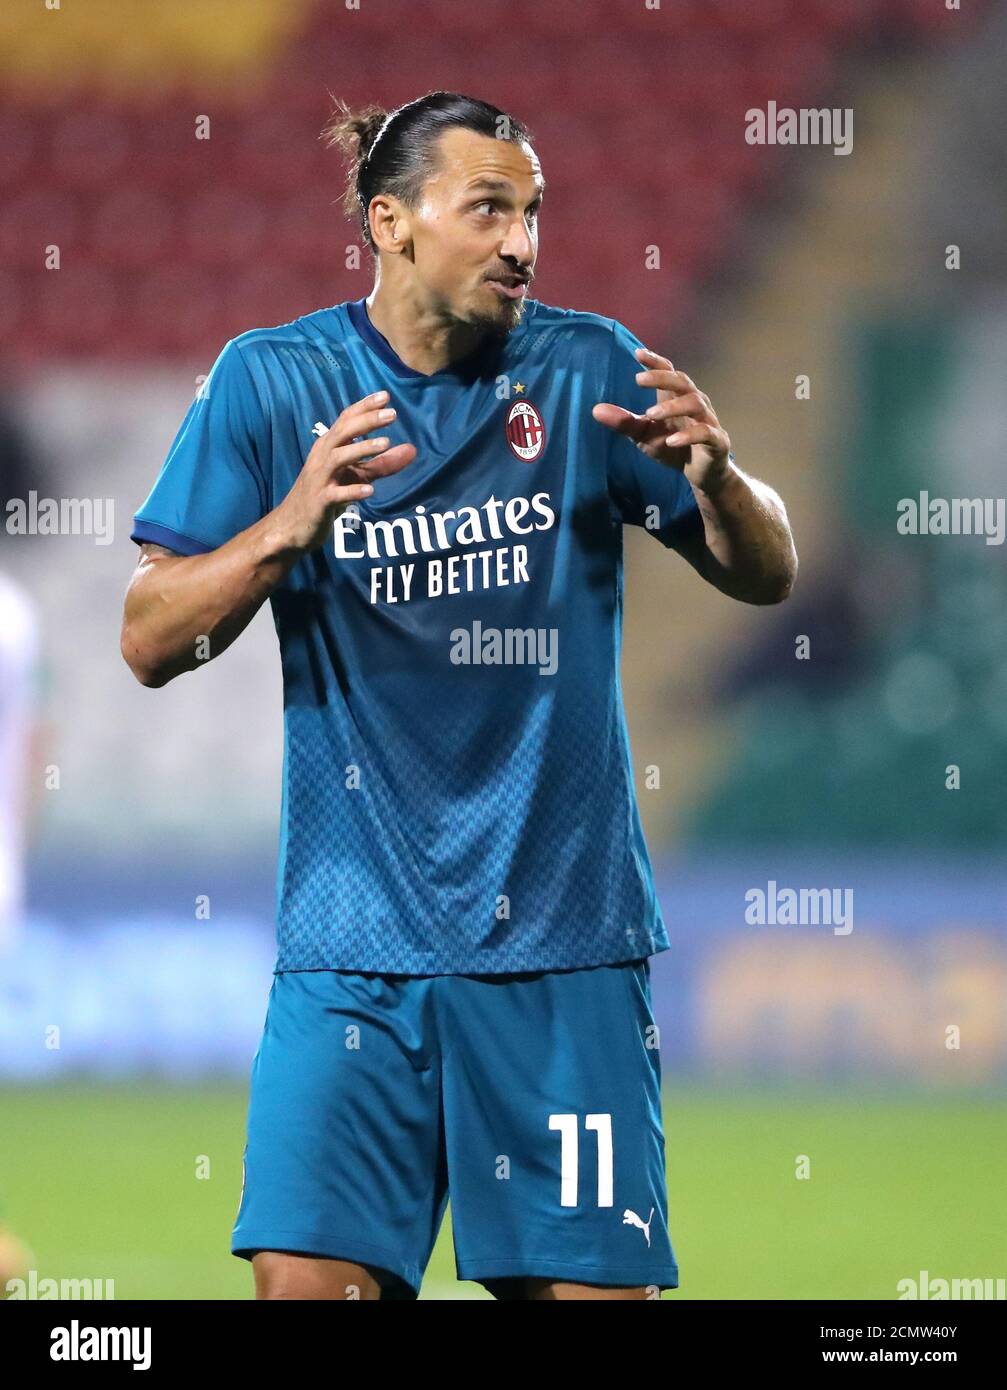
468, 288, 528, 339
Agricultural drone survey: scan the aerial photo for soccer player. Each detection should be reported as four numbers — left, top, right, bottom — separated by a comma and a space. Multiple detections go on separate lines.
121, 91, 797, 1300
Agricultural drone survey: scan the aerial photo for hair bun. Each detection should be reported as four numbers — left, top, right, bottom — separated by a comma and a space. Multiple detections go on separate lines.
355, 111, 390, 163
321, 98, 390, 163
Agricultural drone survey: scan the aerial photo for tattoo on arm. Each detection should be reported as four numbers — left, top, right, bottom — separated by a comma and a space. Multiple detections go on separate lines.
695, 496, 724, 537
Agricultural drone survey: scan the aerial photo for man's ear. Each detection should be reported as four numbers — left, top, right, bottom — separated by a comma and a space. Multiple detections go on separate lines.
370, 196, 409, 254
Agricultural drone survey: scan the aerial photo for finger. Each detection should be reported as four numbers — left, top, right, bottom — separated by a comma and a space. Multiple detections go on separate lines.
329, 480, 378, 505
323, 395, 397, 447
634, 368, 695, 395
336, 441, 417, 484
345, 388, 392, 419
336, 407, 398, 446
644, 393, 716, 425
326, 434, 395, 473
354, 441, 417, 480
329, 389, 392, 433
665, 422, 728, 452
634, 346, 674, 371
591, 402, 651, 439
636, 355, 702, 395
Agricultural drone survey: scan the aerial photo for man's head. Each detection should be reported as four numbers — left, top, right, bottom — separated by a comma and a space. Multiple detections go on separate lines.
324, 92, 543, 336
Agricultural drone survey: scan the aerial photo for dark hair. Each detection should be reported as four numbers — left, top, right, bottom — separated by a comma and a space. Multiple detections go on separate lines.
322, 90, 533, 253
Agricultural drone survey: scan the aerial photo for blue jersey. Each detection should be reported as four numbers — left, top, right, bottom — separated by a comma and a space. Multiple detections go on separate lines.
132, 297, 702, 974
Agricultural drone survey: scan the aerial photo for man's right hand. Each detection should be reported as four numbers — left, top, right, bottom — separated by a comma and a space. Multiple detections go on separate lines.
272, 390, 416, 554
121, 390, 416, 687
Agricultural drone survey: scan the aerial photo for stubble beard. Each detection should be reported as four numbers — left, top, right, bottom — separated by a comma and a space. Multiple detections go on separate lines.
470, 291, 527, 342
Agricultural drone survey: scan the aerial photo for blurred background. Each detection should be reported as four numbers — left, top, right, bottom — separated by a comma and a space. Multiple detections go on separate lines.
1, 0, 1004, 1299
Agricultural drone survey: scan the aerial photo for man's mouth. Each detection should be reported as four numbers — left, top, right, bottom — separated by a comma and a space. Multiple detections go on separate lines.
485, 276, 529, 300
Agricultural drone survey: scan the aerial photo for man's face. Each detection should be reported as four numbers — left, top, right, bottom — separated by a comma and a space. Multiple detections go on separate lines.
397, 127, 544, 335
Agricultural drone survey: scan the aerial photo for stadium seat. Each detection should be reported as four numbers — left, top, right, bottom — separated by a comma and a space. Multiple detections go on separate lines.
4, 0, 979, 361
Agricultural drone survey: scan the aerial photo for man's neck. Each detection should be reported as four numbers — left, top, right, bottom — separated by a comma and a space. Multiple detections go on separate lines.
364, 287, 488, 377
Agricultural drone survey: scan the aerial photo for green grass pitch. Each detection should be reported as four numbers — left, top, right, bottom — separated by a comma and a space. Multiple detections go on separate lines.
1, 1084, 1003, 1300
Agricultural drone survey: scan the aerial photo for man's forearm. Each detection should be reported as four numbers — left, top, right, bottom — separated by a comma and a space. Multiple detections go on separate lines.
120, 513, 303, 687
688, 459, 797, 604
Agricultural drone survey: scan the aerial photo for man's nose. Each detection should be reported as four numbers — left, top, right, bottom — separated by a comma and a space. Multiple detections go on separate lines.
499, 214, 535, 267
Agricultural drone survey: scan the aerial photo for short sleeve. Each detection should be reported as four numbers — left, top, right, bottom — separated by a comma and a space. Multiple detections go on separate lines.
131, 339, 270, 555
603, 319, 703, 550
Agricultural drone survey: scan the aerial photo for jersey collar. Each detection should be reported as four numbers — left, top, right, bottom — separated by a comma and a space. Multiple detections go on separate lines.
346, 296, 533, 380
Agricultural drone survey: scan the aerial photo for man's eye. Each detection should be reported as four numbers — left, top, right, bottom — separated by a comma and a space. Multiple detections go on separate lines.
474, 201, 496, 215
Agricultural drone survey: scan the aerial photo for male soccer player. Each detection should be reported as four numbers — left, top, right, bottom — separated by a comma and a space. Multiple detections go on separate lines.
121, 91, 797, 1300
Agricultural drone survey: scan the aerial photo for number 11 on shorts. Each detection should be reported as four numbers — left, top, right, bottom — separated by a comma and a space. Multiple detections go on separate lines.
548, 1113, 613, 1207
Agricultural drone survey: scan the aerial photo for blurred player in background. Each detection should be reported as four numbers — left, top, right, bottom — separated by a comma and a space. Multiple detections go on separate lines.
121, 91, 796, 1299
0, 568, 43, 1288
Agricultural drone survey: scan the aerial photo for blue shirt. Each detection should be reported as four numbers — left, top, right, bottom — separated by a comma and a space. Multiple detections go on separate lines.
132, 297, 703, 974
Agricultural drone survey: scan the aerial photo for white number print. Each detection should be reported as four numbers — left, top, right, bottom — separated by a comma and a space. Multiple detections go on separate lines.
548, 1113, 614, 1208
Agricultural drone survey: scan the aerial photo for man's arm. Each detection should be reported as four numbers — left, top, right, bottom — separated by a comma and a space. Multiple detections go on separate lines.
675, 460, 797, 605
121, 530, 299, 687
121, 391, 415, 687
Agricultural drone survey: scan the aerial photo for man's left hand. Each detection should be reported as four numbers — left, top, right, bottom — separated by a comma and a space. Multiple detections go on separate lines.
592, 346, 733, 494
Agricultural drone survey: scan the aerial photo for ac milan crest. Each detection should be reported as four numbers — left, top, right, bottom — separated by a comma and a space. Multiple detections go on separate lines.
505, 399, 547, 462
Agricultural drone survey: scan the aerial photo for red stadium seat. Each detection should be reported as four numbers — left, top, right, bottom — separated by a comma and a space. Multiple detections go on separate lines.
411, 0, 518, 35
2, 0, 974, 361
49, 107, 132, 192
88, 188, 174, 271
0, 271, 24, 343
233, 110, 322, 195
0, 109, 37, 194
521, 0, 612, 35
130, 266, 224, 356
180, 189, 268, 268
616, 0, 711, 32
0, 190, 83, 269
35, 265, 120, 354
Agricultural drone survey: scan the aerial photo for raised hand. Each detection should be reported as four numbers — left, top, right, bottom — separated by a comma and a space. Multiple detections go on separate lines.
592, 347, 732, 493
275, 389, 417, 553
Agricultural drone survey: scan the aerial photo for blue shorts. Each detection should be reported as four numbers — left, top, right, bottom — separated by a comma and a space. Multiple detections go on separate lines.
232, 958, 678, 1298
